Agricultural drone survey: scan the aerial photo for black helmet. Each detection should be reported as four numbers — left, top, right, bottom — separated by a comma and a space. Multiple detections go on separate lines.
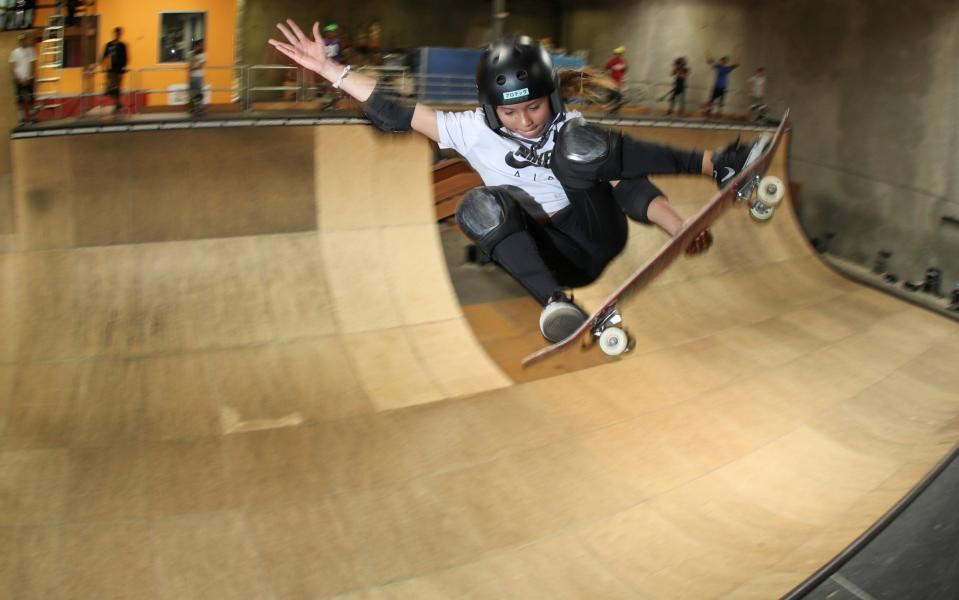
476, 35, 563, 130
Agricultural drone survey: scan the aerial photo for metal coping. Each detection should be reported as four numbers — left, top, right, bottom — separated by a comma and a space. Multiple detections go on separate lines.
780, 440, 959, 599
10, 112, 780, 140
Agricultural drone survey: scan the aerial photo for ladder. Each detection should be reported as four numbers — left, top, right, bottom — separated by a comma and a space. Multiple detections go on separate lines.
35, 13, 66, 116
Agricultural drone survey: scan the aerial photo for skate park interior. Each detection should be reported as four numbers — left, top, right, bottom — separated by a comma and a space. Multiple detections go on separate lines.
3, 1, 959, 599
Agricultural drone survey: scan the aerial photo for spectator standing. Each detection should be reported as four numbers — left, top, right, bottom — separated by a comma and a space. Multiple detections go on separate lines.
665, 56, 689, 116
703, 55, 738, 117
9, 32, 35, 124
604, 46, 627, 88
603, 46, 627, 113
102, 26, 128, 113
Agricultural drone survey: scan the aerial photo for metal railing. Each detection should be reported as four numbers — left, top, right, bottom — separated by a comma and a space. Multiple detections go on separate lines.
132, 64, 244, 107
245, 64, 302, 108
31, 62, 783, 122
412, 73, 475, 103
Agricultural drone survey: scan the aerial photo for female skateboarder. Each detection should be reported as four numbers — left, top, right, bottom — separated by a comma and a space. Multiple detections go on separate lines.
269, 20, 756, 343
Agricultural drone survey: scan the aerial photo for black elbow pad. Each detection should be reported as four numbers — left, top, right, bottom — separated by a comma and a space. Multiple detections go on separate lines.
361, 81, 415, 133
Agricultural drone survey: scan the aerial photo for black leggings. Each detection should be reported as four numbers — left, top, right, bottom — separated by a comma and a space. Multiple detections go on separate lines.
475, 135, 703, 305
488, 183, 628, 304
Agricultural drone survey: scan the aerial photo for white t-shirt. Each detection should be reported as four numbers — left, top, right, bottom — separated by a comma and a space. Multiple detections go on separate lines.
9, 46, 35, 82
436, 108, 582, 215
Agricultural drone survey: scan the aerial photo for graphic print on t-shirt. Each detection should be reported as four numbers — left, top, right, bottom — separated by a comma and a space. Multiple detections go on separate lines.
435, 108, 578, 214
504, 143, 552, 170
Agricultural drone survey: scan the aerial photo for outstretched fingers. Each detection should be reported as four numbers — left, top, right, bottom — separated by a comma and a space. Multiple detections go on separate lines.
275, 22, 299, 48
285, 19, 310, 46
313, 22, 322, 43
268, 40, 297, 61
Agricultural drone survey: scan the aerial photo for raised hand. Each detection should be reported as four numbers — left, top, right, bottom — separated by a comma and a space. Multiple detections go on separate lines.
268, 20, 331, 74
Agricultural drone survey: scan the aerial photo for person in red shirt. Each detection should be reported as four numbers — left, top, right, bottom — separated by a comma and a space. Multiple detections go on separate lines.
604, 46, 627, 87
603, 46, 627, 113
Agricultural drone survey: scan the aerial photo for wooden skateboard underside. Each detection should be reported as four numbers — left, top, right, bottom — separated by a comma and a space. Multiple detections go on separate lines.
522, 110, 791, 367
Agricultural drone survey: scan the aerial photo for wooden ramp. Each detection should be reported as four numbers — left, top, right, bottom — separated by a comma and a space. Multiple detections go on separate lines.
1, 123, 958, 599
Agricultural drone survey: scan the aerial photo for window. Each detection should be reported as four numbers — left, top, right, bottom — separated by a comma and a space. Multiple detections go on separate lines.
159, 12, 205, 63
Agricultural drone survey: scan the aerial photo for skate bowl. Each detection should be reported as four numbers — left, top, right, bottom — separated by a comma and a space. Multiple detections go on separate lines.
2, 118, 958, 598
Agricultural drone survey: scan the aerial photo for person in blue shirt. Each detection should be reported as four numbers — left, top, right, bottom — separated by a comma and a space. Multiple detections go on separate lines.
704, 55, 738, 117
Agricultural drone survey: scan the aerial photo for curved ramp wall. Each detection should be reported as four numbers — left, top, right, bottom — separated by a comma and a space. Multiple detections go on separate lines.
1, 122, 958, 598
8, 124, 511, 411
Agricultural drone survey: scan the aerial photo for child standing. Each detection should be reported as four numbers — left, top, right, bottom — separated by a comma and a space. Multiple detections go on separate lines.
704, 55, 738, 117
603, 46, 628, 113
666, 56, 689, 116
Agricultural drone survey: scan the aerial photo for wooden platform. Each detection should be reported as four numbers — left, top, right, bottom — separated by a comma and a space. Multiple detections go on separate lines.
1, 122, 958, 598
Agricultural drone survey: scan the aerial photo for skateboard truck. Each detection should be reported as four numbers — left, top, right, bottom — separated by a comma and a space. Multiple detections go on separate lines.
734, 134, 784, 222
590, 307, 633, 357
738, 173, 785, 222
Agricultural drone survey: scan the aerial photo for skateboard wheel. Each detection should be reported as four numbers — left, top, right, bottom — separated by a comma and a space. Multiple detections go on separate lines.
750, 202, 775, 222
599, 327, 630, 356
757, 175, 784, 208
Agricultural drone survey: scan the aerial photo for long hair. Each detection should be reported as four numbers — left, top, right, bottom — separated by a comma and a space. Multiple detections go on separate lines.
557, 68, 620, 105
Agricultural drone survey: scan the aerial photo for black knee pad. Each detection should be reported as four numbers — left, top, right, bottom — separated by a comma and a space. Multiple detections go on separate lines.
455, 186, 526, 255
613, 178, 664, 224
551, 117, 623, 190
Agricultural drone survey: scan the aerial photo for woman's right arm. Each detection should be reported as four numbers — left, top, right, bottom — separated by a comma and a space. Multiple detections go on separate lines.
269, 19, 440, 142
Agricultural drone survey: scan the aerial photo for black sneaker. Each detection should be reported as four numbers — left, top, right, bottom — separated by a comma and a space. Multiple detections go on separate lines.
711, 136, 768, 189
539, 291, 588, 343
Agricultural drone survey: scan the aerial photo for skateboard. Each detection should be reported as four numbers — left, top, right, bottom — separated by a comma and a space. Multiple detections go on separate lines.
522, 109, 790, 367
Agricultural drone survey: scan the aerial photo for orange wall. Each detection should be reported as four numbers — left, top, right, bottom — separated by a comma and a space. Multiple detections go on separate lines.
35, 0, 237, 104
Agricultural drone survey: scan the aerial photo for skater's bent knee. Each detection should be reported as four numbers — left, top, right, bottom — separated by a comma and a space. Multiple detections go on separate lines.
455, 187, 526, 251
551, 117, 623, 189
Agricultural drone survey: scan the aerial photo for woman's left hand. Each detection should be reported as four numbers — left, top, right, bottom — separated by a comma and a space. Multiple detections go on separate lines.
269, 20, 331, 75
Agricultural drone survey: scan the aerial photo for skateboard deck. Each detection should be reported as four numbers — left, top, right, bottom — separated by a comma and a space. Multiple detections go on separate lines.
522, 109, 790, 367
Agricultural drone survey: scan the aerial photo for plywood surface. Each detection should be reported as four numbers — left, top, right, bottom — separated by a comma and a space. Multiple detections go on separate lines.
1, 123, 958, 599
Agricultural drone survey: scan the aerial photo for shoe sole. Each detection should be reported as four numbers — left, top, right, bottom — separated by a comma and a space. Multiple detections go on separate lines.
540, 303, 587, 343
